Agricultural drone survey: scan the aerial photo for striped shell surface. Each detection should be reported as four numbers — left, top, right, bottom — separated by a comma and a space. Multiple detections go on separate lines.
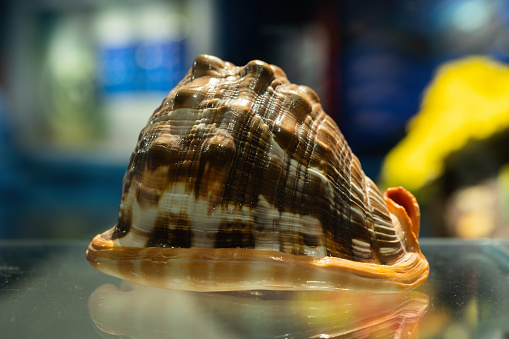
86, 55, 429, 292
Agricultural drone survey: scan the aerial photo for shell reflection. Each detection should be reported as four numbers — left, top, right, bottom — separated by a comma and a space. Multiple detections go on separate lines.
88, 282, 428, 338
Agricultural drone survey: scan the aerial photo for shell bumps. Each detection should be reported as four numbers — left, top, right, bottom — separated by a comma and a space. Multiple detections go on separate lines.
86, 55, 429, 292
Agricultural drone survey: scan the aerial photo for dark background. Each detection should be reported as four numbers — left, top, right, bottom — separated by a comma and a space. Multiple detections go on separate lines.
1, 0, 508, 239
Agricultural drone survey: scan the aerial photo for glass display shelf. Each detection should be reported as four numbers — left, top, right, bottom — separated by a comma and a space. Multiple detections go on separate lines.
1, 239, 508, 338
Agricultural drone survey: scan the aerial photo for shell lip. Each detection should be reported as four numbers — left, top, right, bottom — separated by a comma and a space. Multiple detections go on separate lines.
86, 226, 429, 293
384, 186, 421, 235
384, 187, 422, 253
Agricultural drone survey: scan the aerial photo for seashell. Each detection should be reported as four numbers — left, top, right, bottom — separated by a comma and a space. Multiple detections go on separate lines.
86, 54, 429, 292
88, 282, 429, 338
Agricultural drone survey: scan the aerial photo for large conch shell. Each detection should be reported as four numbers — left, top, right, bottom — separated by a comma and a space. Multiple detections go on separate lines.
86, 55, 429, 292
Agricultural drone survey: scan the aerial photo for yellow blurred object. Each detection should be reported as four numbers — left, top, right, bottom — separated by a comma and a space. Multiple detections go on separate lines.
382, 56, 509, 191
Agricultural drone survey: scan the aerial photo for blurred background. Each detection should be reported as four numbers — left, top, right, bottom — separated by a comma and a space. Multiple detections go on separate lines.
1, 0, 509, 240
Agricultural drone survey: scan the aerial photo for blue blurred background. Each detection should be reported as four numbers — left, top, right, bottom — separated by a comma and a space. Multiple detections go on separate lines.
1, 0, 509, 239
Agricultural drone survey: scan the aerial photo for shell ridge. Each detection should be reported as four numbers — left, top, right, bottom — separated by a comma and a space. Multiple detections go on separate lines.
299, 107, 328, 253
345, 134, 355, 261
367, 180, 406, 264
364, 178, 384, 265
231, 110, 255, 206
347, 155, 373, 263
210, 87, 269, 248
265, 142, 283, 252
328, 132, 352, 259
249, 80, 283, 252
275, 149, 292, 253
285, 114, 307, 255
350, 156, 379, 263
275, 85, 316, 254
263, 84, 291, 251
191, 114, 218, 201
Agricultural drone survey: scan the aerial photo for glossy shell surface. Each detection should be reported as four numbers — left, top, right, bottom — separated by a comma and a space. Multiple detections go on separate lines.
87, 55, 429, 292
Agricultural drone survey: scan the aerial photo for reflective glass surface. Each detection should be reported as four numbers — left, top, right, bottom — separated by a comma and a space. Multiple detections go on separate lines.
1, 239, 508, 338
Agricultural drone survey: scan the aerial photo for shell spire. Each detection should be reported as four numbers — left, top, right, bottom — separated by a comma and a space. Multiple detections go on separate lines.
87, 55, 429, 292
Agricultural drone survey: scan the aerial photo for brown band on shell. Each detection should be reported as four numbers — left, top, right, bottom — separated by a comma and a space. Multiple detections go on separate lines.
214, 222, 256, 249
111, 202, 132, 240
146, 215, 193, 248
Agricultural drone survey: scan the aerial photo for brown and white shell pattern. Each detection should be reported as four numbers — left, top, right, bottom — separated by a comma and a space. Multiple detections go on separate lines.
87, 55, 429, 292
